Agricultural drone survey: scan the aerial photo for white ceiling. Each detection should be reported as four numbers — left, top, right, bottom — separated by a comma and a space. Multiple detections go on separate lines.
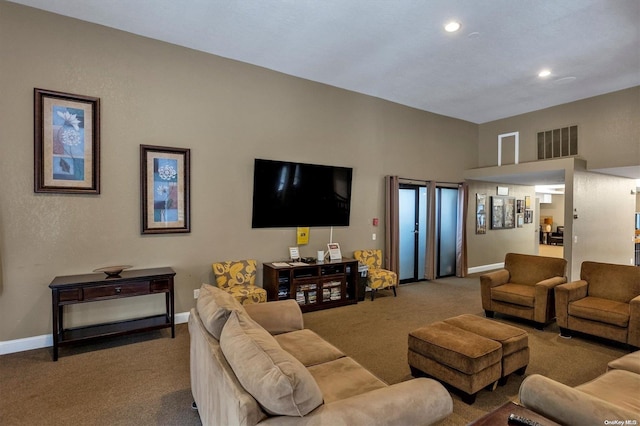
9, 0, 640, 125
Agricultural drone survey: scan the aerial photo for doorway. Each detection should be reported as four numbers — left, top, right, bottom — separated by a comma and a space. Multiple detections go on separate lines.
393, 178, 464, 281
398, 184, 427, 283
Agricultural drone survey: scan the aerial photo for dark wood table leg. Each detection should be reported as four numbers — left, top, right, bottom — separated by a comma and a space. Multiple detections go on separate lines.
51, 291, 60, 361
168, 286, 175, 338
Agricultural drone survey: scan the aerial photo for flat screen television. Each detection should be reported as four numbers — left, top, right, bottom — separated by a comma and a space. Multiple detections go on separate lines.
251, 159, 353, 228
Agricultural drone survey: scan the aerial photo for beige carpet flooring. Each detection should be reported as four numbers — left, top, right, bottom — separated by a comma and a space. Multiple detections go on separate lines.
304, 276, 628, 425
0, 274, 629, 425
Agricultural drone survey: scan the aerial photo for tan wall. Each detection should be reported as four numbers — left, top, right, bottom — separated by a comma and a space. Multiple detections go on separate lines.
473, 88, 639, 273
0, 2, 478, 341
466, 182, 538, 268
570, 172, 637, 278
477, 86, 640, 169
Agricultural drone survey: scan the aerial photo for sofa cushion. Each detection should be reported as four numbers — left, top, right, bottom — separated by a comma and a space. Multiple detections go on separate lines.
505, 253, 566, 285
196, 283, 246, 340
491, 283, 535, 308
568, 296, 630, 327
274, 329, 345, 367
220, 311, 323, 416
307, 356, 387, 403
443, 314, 528, 356
576, 369, 640, 414
581, 261, 640, 303
408, 321, 502, 375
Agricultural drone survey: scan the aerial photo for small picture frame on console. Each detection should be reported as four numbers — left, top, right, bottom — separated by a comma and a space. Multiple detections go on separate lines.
327, 243, 342, 261
289, 247, 300, 261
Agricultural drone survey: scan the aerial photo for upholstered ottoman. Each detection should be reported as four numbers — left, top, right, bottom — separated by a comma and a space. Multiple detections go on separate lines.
444, 314, 529, 385
408, 321, 502, 404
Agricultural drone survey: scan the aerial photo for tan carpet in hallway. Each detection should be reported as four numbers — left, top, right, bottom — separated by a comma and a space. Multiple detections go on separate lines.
538, 243, 564, 258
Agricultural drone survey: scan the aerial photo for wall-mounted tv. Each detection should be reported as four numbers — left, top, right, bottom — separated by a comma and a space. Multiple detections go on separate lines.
251, 159, 353, 228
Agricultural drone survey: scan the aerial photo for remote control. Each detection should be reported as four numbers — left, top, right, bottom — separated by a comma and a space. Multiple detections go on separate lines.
508, 413, 542, 426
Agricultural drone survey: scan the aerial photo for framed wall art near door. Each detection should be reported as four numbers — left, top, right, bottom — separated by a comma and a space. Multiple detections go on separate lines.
491, 196, 516, 229
140, 145, 191, 234
34, 88, 100, 194
524, 209, 533, 224
476, 193, 487, 234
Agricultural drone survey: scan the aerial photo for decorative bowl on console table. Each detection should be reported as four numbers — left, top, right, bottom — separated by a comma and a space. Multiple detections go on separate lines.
93, 265, 132, 278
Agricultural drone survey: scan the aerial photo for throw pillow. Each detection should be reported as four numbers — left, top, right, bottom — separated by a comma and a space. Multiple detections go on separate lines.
196, 283, 245, 340
220, 310, 323, 416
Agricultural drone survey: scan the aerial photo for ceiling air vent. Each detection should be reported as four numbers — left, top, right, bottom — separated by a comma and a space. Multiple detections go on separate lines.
537, 125, 577, 160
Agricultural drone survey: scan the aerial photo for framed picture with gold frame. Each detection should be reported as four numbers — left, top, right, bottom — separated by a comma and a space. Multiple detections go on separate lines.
34, 88, 100, 194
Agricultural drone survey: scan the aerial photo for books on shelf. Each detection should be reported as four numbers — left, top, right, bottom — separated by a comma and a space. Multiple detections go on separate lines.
295, 283, 317, 305
322, 280, 341, 301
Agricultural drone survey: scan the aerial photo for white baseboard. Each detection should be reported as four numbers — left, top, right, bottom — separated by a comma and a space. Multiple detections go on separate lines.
0, 311, 191, 356
468, 262, 504, 275
0, 334, 54, 355
175, 311, 190, 324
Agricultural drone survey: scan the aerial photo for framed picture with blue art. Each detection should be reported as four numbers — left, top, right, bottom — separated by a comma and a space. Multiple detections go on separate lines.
140, 145, 191, 234
34, 88, 100, 193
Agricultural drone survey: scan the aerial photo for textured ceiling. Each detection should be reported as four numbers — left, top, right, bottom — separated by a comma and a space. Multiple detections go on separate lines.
9, 0, 640, 124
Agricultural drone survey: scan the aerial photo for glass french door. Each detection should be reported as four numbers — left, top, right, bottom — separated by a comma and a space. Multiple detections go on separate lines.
435, 187, 459, 278
399, 185, 427, 283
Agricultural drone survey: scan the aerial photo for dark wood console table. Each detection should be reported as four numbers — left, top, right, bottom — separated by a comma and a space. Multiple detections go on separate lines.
49, 267, 176, 361
263, 258, 358, 312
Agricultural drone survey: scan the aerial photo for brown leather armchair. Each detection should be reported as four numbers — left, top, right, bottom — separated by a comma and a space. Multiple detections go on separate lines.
480, 253, 567, 329
555, 261, 640, 347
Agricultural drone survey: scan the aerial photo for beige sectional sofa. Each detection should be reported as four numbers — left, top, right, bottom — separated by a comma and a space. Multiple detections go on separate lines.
519, 351, 640, 425
189, 284, 453, 425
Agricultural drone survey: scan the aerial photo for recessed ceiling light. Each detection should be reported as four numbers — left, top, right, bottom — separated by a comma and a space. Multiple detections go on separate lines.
538, 69, 552, 78
444, 21, 461, 32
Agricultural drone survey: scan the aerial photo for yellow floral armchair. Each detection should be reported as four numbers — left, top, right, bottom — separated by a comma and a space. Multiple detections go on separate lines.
353, 249, 398, 301
212, 259, 267, 305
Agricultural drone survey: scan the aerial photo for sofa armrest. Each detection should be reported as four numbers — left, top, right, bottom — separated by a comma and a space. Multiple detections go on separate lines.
628, 295, 640, 348
532, 276, 567, 323
480, 269, 510, 310
607, 351, 640, 374
481, 269, 510, 287
554, 280, 588, 328
261, 378, 452, 426
536, 276, 567, 289
519, 374, 639, 425
244, 299, 304, 335
555, 280, 588, 301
